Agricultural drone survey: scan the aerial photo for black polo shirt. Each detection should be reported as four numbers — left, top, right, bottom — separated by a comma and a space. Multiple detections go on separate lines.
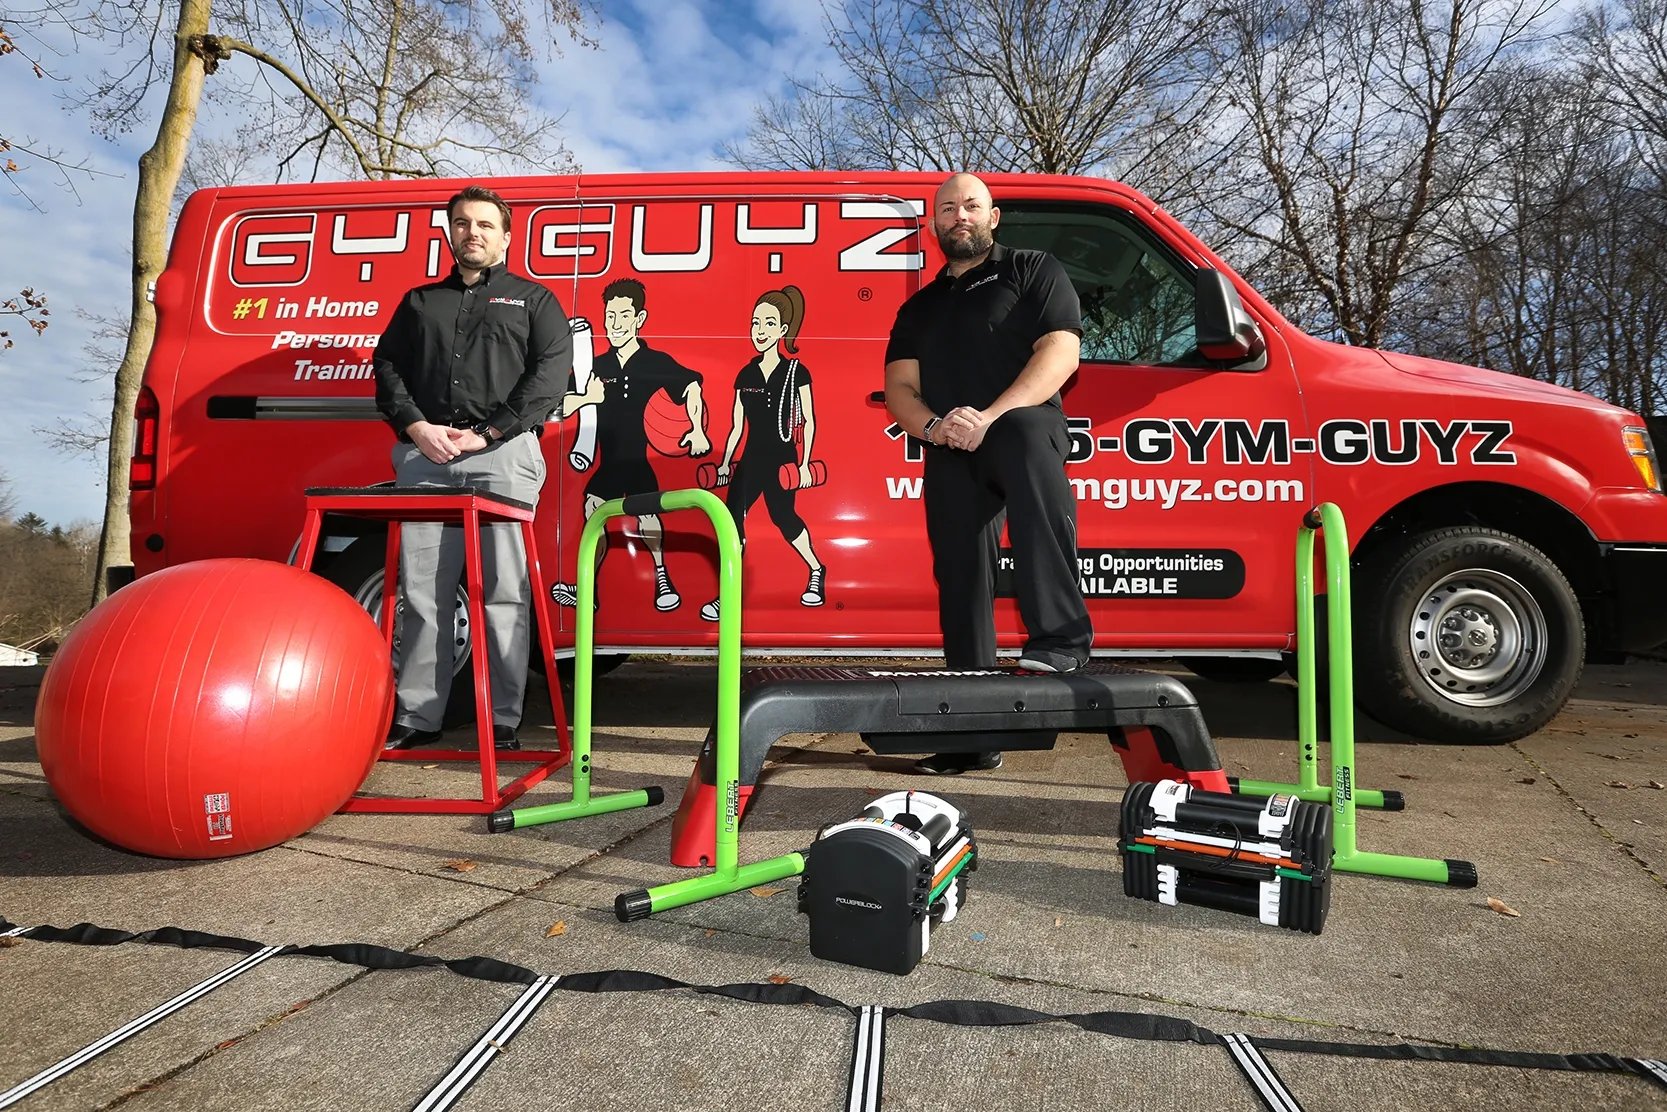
373, 263, 571, 440
885, 242, 1082, 413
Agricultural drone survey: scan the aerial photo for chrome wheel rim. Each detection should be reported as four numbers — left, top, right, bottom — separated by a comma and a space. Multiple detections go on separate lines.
352, 572, 471, 674
1408, 569, 1546, 707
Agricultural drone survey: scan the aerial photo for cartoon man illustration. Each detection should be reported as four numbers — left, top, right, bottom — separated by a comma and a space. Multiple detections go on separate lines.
551, 277, 710, 610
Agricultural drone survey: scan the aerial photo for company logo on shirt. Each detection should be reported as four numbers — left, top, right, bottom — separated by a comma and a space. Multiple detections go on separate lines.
962, 274, 999, 291
487, 297, 526, 307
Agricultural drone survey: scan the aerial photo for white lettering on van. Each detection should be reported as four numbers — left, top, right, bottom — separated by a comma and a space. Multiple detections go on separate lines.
272, 331, 380, 350
838, 200, 926, 272
305, 296, 380, 318
293, 358, 375, 381
885, 475, 923, 499
631, 203, 713, 272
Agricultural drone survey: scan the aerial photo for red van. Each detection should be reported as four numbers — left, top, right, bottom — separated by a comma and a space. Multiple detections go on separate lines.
126, 171, 1667, 743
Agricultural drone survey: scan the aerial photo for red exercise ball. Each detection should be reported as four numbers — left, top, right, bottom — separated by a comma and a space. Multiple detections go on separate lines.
35, 558, 394, 859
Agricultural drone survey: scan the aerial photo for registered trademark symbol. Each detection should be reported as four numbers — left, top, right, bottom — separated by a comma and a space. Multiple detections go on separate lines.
858, 287, 872, 301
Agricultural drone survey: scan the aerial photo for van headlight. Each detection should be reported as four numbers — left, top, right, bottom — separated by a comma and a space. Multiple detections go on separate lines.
1623, 426, 1662, 492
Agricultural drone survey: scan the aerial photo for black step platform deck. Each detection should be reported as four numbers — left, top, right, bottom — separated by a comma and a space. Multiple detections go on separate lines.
668, 663, 1230, 867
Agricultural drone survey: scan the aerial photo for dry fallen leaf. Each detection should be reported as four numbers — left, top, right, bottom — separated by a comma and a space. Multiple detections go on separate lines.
1649, 781, 1664, 790
0, 937, 22, 948
749, 885, 783, 898
421, 764, 439, 770
1516, 777, 1536, 785
1053, 916, 1064, 928
703, 929, 717, 938
1486, 897, 1520, 918
767, 973, 793, 985
545, 920, 567, 938
442, 859, 478, 872
1539, 856, 1562, 865
1607, 781, 1632, 790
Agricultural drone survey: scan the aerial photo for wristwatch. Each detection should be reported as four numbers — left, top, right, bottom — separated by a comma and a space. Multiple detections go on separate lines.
473, 421, 502, 444
921, 416, 941, 443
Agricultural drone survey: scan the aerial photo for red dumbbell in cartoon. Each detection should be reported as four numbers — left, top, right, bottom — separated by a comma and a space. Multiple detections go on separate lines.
778, 460, 827, 490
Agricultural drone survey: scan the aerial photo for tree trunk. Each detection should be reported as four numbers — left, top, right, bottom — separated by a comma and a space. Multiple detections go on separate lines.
91, 0, 215, 605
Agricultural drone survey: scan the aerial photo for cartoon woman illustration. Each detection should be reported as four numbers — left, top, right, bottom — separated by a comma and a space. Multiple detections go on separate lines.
700, 285, 824, 621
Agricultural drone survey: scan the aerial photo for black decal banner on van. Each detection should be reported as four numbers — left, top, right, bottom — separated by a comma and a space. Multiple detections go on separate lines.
996, 547, 1245, 600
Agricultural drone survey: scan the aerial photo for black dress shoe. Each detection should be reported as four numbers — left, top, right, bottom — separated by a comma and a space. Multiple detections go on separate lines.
914, 751, 1002, 775
385, 724, 442, 750
492, 725, 520, 751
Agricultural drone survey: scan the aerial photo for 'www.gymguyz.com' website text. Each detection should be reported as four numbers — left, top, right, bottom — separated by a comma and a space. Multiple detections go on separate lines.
1075, 475, 1305, 510
884, 474, 1306, 509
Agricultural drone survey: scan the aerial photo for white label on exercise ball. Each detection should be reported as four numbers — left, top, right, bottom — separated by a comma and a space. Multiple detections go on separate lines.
204, 792, 233, 841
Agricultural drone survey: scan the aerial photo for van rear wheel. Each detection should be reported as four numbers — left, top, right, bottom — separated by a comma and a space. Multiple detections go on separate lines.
1353, 527, 1583, 744
316, 536, 477, 727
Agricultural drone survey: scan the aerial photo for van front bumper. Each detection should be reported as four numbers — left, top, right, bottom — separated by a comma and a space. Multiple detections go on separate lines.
1598, 544, 1667, 652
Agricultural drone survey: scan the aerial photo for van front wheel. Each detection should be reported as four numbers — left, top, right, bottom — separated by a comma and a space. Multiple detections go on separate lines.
1354, 527, 1583, 744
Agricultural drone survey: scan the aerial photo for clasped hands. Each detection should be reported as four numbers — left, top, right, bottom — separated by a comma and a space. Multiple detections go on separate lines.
408, 420, 488, 464
933, 406, 993, 451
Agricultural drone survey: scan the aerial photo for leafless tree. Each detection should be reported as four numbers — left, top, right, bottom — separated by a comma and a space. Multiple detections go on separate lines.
1193, 0, 1559, 347
0, 287, 50, 351
723, 0, 1209, 191
1, 23, 119, 210
7, 0, 595, 604
1580, 0, 1667, 181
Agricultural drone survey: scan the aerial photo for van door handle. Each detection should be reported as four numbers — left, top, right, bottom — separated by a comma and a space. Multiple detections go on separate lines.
868, 391, 886, 403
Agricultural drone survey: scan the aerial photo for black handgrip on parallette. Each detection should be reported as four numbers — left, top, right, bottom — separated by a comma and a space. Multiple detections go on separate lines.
643, 786, 665, 807
1380, 790, 1406, 812
620, 491, 669, 517
486, 811, 515, 834
615, 890, 653, 922
1445, 859, 1479, 888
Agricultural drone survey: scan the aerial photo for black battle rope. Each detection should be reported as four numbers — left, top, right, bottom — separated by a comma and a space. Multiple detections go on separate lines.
2, 915, 1663, 1112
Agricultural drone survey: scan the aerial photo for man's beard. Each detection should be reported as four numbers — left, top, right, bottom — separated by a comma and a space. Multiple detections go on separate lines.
938, 223, 993, 260
455, 243, 493, 268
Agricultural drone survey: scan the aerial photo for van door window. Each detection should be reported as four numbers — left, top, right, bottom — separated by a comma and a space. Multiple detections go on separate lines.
997, 205, 1200, 367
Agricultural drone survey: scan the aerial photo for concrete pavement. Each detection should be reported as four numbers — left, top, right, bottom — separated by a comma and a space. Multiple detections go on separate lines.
1, 658, 1664, 1111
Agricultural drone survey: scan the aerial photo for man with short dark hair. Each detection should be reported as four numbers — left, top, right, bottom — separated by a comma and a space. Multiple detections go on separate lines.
884, 172, 1092, 774
373, 184, 571, 750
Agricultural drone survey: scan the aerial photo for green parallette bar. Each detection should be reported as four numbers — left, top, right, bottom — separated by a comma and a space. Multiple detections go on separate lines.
504, 788, 661, 830
644, 852, 806, 916
1294, 502, 1478, 887
1233, 778, 1395, 811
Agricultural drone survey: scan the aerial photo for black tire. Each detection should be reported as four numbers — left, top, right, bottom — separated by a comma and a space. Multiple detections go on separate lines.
1180, 657, 1288, 683
315, 535, 477, 726
1354, 527, 1583, 744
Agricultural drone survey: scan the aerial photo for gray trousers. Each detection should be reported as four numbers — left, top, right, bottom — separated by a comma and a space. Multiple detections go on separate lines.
391, 433, 546, 730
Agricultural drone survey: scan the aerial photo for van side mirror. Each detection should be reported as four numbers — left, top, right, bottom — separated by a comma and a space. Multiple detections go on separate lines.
1195, 269, 1267, 367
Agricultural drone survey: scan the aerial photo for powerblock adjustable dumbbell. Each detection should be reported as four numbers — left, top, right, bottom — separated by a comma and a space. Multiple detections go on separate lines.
1119, 779, 1333, 934
797, 790, 976, 974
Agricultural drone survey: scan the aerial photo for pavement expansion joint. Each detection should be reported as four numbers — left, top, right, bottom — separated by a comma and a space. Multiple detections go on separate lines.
1511, 743, 1666, 888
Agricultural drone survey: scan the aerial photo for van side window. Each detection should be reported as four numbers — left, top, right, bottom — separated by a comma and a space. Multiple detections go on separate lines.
997, 205, 1200, 367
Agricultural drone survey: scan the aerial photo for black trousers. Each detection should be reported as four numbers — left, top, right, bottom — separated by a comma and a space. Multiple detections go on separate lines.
922, 406, 1092, 669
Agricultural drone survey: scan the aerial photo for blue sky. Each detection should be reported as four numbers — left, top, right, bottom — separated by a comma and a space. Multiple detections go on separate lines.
0, 0, 836, 526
